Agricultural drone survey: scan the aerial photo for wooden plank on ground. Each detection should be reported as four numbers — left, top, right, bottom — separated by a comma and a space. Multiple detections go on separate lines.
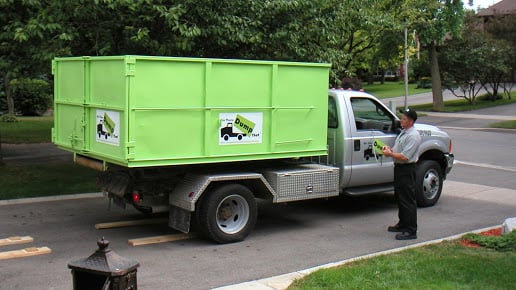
0, 236, 34, 247
95, 218, 167, 229
0, 247, 52, 260
128, 233, 198, 246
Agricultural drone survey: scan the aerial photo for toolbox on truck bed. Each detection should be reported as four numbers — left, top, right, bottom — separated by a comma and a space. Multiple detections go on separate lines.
52, 56, 330, 168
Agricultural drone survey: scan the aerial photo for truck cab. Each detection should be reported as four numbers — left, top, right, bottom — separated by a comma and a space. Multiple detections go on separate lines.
328, 89, 454, 207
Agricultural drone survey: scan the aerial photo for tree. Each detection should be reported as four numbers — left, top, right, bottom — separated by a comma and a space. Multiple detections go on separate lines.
440, 31, 490, 104
408, 0, 465, 111
440, 11, 514, 103
0, 0, 65, 116
482, 12, 516, 99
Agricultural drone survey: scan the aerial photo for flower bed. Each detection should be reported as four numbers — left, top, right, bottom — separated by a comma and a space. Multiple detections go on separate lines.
460, 227, 502, 248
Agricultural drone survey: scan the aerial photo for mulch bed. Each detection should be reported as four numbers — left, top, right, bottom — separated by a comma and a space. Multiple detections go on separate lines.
460, 227, 503, 248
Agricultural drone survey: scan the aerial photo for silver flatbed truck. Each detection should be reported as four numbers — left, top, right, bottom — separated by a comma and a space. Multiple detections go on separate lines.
52, 56, 454, 243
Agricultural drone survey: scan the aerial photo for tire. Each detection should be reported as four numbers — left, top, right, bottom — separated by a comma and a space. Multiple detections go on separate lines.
415, 160, 443, 207
223, 134, 229, 141
197, 184, 257, 243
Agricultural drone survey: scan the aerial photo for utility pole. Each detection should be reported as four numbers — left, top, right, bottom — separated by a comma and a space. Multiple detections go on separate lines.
404, 25, 409, 110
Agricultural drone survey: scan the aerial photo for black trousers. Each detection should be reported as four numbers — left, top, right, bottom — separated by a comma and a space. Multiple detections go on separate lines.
394, 163, 417, 234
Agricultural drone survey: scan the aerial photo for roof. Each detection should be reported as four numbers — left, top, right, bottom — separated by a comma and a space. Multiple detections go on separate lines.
478, 0, 516, 16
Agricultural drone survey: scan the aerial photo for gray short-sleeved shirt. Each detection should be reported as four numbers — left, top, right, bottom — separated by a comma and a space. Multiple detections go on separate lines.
392, 126, 421, 164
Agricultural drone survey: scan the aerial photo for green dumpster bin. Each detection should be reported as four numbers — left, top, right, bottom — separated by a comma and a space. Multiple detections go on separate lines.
52, 56, 330, 168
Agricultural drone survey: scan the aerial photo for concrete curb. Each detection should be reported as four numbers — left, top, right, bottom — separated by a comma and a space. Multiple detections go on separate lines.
213, 225, 503, 290
0, 192, 104, 206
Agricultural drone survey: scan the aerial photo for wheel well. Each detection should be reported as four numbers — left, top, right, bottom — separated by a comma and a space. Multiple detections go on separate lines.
419, 149, 447, 177
199, 179, 274, 205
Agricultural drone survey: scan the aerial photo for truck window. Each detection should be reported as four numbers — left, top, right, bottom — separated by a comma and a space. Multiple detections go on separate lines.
328, 96, 338, 128
350, 97, 394, 132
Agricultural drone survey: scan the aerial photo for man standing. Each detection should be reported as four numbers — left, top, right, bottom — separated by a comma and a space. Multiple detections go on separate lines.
382, 108, 421, 240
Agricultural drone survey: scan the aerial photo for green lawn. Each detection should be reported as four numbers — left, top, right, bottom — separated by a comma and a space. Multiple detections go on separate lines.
289, 238, 516, 290
0, 116, 53, 143
490, 120, 516, 129
1, 116, 99, 199
362, 82, 432, 98
410, 96, 516, 113
0, 163, 99, 200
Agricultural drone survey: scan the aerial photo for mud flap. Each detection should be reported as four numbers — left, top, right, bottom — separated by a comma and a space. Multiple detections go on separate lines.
169, 205, 191, 233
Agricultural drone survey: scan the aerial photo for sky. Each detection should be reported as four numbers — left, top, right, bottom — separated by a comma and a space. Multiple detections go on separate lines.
465, 0, 503, 10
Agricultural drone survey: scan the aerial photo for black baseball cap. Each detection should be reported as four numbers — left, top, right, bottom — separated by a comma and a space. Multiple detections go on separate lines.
400, 107, 417, 121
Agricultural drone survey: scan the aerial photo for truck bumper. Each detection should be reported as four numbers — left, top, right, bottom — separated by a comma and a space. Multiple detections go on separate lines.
444, 153, 454, 176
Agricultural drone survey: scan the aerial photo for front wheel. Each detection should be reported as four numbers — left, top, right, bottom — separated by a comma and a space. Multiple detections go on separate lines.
197, 184, 257, 243
415, 160, 443, 207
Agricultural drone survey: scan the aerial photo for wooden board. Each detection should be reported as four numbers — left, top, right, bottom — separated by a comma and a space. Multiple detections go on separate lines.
95, 218, 167, 229
0, 236, 34, 247
0, 247, 52, 260
128, 233, 198, 246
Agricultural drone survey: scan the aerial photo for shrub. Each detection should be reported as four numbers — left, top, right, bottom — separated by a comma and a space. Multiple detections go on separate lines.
10, 78, 52, 116
462, 230, 516, 252
1, 114, 18, 123
341, 77, 362, 90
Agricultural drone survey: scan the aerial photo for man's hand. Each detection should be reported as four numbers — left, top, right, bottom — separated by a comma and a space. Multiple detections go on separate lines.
382, 146, 393, 157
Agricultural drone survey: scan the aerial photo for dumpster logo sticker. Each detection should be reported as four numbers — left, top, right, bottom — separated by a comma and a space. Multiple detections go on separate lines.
96, 110, 120, 146
219, 113, 262, 145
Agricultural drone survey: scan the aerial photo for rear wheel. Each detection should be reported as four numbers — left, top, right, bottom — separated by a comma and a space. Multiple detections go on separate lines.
197, 184, 257, 243
415, 160, 443, 207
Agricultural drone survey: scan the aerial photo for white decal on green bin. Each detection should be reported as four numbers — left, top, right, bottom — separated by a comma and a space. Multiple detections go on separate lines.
96, 109, 120, 146
219, 113, 262, 145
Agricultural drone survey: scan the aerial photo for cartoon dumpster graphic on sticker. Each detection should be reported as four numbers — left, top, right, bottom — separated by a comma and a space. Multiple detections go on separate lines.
219, 113, 262, 145
96, 110, 120, 146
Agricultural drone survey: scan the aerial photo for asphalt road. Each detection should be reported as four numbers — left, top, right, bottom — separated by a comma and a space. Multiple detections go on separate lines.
1, 103, 515, 290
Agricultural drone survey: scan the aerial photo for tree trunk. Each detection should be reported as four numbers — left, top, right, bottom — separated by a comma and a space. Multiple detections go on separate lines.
0, 130, 4, 166
4, 76, 14, 115
3, 73, 15, 115
429, 44, 444, 111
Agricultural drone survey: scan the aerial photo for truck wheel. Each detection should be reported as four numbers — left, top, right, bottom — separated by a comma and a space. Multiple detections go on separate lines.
415, 160, 443, 207
197, 184, 257, 243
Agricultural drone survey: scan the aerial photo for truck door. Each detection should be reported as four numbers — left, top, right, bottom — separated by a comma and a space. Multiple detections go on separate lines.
347, 97, 397, 187
326, 96, 339, 166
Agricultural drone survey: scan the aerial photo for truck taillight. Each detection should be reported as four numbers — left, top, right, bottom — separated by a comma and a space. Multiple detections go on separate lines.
132, 191, 142, 203
449, 140, 453, 153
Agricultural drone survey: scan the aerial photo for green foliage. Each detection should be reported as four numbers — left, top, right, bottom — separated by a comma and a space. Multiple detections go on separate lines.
462, 230, 516, 252
10, 78, 51, 115
440, 12, 514, 104
1, 114, 18, 123
0, 0, 410, 90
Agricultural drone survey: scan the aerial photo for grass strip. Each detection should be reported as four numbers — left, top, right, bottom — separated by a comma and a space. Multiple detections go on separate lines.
289, 240, 516, 290
362, 82, 431, 98
1, 116, 53, 143
490, 120, 516, 129
0, 163, 99, 200
409, 95, 516, 113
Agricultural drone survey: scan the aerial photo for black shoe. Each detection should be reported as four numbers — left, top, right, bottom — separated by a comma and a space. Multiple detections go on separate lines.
387, 224, 406, 232
395, 232, 417, 240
